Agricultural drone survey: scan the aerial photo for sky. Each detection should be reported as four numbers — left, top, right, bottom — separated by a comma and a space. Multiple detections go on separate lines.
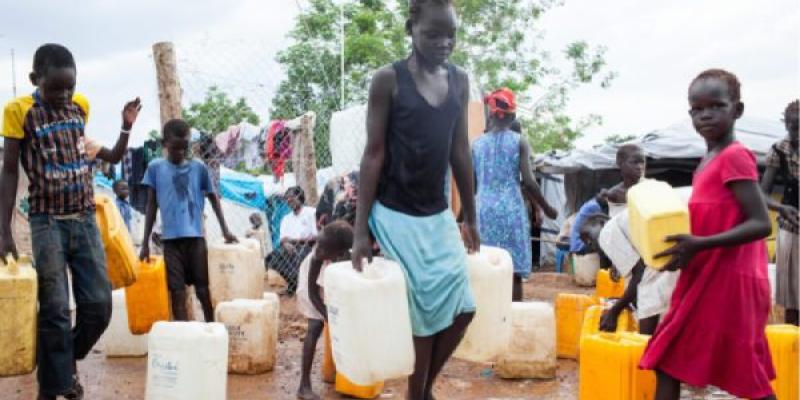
0, 0, 797, 150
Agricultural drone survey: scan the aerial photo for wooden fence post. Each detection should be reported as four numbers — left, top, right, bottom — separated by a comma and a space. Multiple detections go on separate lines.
152, 42, 182, 126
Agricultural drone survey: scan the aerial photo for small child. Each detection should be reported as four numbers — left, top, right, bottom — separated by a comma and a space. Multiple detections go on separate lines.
640, 69, 775, 400
0, 43, 140, 399
139, 119, 237, 322
112, 180, 133, 233
296, 221, 353, 400
245, 212, 269, 259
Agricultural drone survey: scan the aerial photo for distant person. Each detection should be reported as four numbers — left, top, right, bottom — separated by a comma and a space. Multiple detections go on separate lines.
139, 119, 237, 322
245, 212, 269, 259
472, 88, 557, 300
266, 186, 317, 295
295, 221, 353, 400
640, 69, 775, 400
761, 99, 799, 326
0, 43, 141, 399
569, 144, 645, 253
113, 180, 133, 233
350, 0, 479, 397
580, 210, 680, 335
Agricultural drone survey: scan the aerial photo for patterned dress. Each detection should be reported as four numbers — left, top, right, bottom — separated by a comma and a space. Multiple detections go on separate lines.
472, 130, 532, 277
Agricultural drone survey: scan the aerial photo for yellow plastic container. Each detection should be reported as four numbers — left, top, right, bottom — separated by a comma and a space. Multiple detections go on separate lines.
766, 324, 799, 400
322, 325, 336, 384
125, 257, 170, 335
95, 193, 137, 289
767, 204, 779, 262
579, 305, 637, 351
579, 332, 656, 400
0, 255, 37, 376
335, 373, 384, 399
595, 269, 625, 298
627, 180, 691, 270
322, 324, 384, 398
555, 293, 601, 359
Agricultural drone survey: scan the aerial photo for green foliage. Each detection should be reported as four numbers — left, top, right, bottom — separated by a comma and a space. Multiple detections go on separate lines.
147, 129, 160, 141
183, 86, 260, 135
604, 133, 637, 145
272, 0, 616, 165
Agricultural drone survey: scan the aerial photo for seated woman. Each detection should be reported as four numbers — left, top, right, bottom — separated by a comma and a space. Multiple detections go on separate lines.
266, 186, 317, 295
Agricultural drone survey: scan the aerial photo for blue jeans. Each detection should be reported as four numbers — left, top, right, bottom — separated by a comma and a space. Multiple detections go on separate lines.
29, 213, 112, 396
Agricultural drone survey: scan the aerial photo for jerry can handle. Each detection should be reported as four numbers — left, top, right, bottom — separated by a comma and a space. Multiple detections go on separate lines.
3, 254, 19, 275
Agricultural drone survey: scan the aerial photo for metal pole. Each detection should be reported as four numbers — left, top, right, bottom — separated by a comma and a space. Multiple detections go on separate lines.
11, 49, 16, 97
340, 1, 345, 108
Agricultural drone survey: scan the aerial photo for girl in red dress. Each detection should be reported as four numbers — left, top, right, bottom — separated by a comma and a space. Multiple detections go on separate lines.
639, 69, 776, 400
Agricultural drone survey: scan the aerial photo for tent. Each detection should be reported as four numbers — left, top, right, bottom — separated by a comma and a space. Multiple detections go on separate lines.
534, 116, 786, 265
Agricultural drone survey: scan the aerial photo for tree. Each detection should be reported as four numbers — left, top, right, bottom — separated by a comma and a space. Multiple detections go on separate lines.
184, 86, 260, 135
147, 129, 160, 141
272, 0, 616, 166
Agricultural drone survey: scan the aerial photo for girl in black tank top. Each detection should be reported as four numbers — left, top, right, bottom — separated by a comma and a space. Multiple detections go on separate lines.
350, 1, 480, 399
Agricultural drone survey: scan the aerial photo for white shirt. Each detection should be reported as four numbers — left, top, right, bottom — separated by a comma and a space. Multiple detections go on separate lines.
598, 208, 679, 320
280, 206, 318, 241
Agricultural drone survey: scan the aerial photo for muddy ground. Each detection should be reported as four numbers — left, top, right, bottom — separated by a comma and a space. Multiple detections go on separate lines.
1, 271, 598, 400
2, 268, 782, 400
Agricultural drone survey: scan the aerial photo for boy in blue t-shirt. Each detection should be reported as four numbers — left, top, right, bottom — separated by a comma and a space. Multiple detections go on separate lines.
139, 119, 236, 322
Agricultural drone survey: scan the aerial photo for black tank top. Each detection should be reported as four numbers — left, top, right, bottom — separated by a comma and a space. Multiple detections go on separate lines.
377, 59, 464, 216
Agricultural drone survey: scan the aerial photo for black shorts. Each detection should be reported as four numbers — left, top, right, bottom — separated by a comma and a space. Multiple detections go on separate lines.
162, 237, 209, 291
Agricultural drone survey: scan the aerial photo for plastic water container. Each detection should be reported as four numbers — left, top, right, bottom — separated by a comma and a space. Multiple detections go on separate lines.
496, 302, 557, 379
454, 246, 513, 362
579, 332, 655, 400
146, 321, 229, 400
0, 256, 37, 376
125, 257, 170, 334
215, 297, 279, 374
555, 293, 600, 359
101, 290, 148, 357
768, 263, 777, 305
324, 258, 414, 385
627, 180, 691, 270
579, 305, 637, 351
94, 193, 137, 289
765, 325, 799, 400
595, 269, 625, 299
573, 253, 600, 287
321, 324, 385, 398
208, 241, 264, 307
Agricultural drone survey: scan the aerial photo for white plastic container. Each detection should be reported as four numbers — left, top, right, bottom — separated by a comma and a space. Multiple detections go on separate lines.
573, 253, 600, 287
768, 263, 776, 305
215, 297, 279, 374
454, 246, 513, 362
324, 258, 414, 386
146, 322, 228, 400
496, 302, 557, 379
208, 241, 264, 307
100, 290, 148, 357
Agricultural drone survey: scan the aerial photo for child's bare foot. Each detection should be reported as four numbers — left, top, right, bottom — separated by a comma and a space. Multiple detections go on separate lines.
296, 386, 320, 400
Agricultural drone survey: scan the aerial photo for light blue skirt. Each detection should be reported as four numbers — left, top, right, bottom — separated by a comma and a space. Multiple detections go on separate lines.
369, 201, 475, 337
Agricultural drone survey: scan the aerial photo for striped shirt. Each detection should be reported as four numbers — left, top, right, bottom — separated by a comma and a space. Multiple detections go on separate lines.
1, 91, 94, 215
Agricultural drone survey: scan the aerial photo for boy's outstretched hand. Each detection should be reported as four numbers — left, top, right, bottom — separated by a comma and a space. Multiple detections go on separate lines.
122, 97, 142, 130
223, 230, 238, 244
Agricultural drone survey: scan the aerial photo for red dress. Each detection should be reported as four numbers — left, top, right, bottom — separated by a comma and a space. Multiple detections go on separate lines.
639, 142, 775, 399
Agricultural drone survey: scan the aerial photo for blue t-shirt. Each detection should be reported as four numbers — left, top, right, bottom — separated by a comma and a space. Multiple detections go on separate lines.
115, 197, 133, 233
141, 158, 212, 240
569, 198, 603, 253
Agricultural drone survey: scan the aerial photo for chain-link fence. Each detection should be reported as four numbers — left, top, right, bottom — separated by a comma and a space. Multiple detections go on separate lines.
152, 36, 361, 296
